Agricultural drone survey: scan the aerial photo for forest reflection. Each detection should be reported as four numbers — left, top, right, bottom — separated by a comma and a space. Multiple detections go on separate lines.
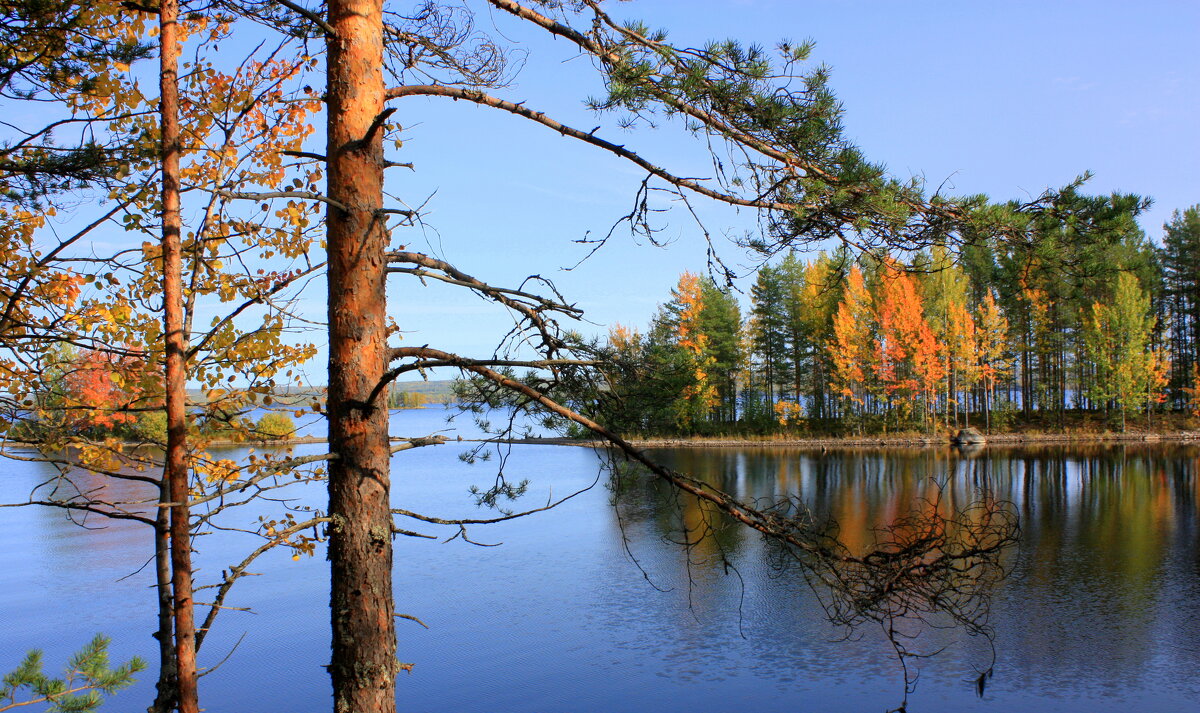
612, 443, 1200, 703
632, 444, 1198, 556
5, 438, 1198, 711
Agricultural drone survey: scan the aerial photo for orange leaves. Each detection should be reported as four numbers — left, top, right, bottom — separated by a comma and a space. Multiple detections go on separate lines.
826, 258, 968, 426
829, 266, 872, 409
773, 399, 803, 426
608, 322, 639, 353
875, 263, 924, 362
176, 56, 320, 193
44, 270, 82, 306
911, 318, 945, 401
874, 260, 942, 408
670, 272, 720, 426
673, 272, 706, 353
258, 512, 318, 561
273, 200, 316, 236
1148, 350, 1171, 406
199, 458, 240, 484
61, 349, 146, 431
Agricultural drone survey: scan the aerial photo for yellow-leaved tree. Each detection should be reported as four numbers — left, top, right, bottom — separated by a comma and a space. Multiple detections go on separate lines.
974, 290, 1011, 431
1083, 272, 1170, 431
2, 14, 327, 711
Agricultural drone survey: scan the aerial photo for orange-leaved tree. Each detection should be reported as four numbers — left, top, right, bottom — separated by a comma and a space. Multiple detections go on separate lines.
828, 265, 874, 430
672, 272, 719, 428
2, 14, 326, 712
875, 260, 943, 429
61, 348, 146, 432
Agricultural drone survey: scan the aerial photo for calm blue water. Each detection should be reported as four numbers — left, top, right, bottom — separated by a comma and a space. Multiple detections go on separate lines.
2, 407, 1198, 712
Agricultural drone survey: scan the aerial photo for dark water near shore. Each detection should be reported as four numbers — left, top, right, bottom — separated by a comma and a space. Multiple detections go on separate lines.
3, 406, 1199, 712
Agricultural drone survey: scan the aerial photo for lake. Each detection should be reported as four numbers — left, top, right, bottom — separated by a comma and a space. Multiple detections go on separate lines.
3, 406, 1198, 712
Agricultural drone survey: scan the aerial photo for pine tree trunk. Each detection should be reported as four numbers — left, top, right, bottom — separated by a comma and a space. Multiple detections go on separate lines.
325, 2, 397, 711
1022, 333, 1031, 418
159, 3, 198, 711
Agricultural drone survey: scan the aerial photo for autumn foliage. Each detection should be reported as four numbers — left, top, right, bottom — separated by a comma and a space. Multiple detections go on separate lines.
59, 349, 147, 433
605, 243, 1175, 435
672, 272, 720, 427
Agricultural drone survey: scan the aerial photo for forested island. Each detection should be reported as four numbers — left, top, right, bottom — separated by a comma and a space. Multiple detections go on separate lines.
587, 202, 1199, 438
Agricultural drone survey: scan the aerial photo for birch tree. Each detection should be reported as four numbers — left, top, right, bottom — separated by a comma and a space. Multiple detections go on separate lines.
2, 12, 327, 712
1083, 272, 1168, 431
829, 265, 873, 428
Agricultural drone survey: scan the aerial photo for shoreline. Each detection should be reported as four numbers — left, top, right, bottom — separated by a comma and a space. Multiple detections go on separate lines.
57, 429, 1200, 452
443, 430, 1200, 450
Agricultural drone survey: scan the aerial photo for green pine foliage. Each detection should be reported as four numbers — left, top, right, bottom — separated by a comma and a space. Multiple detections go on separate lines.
0, 1, 153, 204
696, 278, 742, 424
598, 188, 1190, 437
1162, 206, 1200, 398
0, 635, 146, 712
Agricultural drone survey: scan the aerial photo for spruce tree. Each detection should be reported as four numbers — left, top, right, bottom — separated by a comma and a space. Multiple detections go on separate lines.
1162, 206, 1200, 401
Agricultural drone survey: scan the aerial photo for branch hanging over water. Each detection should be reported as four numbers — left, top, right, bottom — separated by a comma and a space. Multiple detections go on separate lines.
445, 351, 1019, 707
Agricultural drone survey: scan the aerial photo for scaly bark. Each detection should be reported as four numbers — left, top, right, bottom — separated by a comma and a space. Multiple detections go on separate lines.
160, 1, 198, 711
325, 1, 396, 711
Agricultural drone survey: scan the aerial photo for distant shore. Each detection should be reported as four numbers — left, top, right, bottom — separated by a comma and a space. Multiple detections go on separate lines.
199, 428, 1200, 451
495, 430, 1200, 450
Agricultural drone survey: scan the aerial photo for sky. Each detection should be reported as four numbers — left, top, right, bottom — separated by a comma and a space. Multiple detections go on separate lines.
27, 1, 1200, 384
366, 0, 1198, 379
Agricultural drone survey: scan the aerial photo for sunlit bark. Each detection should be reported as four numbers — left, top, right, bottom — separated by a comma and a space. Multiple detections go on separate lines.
159, 1, 198, 711
325, 1, 397, 710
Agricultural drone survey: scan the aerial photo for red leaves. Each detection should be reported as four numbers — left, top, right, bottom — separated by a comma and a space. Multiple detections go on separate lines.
62, 349, 145, 430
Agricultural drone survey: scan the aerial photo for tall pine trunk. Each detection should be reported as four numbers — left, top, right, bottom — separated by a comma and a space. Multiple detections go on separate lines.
325, 1, 397, 710
159, 1, 199, 711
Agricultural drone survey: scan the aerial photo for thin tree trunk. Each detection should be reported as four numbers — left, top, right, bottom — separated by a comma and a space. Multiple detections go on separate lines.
160, 2, 198, 711
1022, 332, 1031, 418
147, 499, 177, 713
325, 1, 397, 711
792, 341, 802, 406
813, 361, 824, 419
984, 384, 991, 433
1057, 342, 1066, 428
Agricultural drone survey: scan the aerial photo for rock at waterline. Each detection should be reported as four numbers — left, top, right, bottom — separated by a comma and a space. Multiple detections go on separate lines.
952, 427, 986, 445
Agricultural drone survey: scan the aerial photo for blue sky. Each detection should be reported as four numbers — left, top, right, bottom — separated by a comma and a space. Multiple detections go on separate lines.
23, 1, 1195, 384
373, 0, 1198, 378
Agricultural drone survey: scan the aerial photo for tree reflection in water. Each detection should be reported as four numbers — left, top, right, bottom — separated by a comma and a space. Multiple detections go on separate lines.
603, 444, 1019, 711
